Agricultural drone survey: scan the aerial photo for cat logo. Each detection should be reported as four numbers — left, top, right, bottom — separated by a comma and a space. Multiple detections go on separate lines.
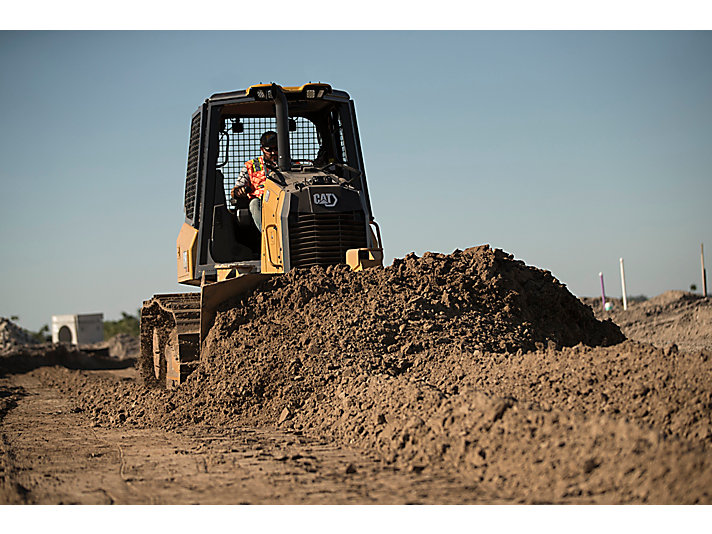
313, 192, 339, 208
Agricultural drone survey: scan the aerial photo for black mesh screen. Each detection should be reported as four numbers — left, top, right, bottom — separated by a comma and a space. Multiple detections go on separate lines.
217, 116, 331, 202
184, 112, 202, 222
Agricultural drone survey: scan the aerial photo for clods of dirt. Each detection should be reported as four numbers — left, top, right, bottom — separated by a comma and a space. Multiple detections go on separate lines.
13, 245, 712, 503
180, 245, 623, 424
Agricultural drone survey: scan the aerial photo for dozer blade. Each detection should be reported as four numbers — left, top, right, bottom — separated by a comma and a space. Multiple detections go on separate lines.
199, 273, 269, 344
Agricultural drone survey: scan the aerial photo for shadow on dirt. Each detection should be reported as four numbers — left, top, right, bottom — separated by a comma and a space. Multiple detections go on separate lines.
0, 384, 27, 423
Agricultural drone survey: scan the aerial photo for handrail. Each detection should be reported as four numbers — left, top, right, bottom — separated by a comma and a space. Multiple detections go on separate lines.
264, 224, 283, 269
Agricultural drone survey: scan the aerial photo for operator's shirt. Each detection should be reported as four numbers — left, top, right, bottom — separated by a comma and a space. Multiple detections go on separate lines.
235, 156, 269, 199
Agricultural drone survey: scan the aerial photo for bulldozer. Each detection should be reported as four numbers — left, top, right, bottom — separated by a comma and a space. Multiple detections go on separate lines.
140, 83, 384, 388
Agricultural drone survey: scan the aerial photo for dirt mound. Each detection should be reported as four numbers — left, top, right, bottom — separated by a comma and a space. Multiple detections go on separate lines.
0, 343, 134, 376
217, 244, 622, 353
0, 318, 39, 355
107, 334, 139, 359
583, 290, 712, 353
32, 246, 712, 502
152, 245, 621, 424
82, 334, 139, 360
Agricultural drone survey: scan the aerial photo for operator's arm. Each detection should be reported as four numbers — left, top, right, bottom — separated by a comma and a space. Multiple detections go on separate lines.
231, 164, 251, 199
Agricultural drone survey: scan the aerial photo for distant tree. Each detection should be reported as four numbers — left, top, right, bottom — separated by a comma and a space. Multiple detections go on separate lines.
103, 310, 140, 339
27, 324, 51, 343
37, 324, 51, 342
691, 284, 697, 291
10, 315, 19, 321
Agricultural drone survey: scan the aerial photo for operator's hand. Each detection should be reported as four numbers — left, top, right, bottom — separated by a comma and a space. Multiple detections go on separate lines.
231, 185, 248, 199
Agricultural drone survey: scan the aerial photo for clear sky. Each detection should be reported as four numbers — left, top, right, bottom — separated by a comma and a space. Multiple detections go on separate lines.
1, 30, 711, 331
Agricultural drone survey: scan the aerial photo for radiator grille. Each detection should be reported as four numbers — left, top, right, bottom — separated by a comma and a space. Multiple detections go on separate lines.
289, 212, 367, 268
184, 112, 202, 222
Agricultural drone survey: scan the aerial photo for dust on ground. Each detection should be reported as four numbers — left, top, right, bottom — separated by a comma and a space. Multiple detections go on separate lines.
2, 245, 711, 504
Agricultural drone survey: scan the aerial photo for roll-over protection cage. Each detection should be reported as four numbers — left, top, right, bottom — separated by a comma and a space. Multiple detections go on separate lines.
182, 84, 374, 281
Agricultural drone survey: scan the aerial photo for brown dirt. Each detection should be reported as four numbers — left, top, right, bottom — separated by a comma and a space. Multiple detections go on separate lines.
583, 290, 712, 354
82, 333, 140, 361
2, 245, 711, 504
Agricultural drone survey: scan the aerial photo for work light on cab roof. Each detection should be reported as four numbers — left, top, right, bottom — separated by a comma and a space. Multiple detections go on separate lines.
247, 83, 333, 100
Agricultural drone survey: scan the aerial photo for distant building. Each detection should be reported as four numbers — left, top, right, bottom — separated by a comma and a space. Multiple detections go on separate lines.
51, 314, 104, 345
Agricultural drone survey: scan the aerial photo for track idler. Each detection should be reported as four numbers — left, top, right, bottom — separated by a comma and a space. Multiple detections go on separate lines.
139, 293, 200, 389
139, 274, 267, 389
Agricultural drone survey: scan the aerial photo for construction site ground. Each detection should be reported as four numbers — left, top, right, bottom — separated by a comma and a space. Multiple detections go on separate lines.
2, 246, 711, 505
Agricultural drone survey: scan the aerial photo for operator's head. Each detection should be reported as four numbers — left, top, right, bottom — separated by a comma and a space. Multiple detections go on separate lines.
260, 131, 278, 164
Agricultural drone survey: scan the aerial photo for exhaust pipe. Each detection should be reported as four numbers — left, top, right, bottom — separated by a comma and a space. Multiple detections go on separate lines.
271, 83, 291, 171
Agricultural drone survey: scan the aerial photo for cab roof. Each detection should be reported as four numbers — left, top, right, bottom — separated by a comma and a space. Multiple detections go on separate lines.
208, 83, 351, 103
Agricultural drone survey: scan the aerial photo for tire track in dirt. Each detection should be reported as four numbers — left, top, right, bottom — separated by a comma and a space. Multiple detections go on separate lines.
0, 369, 503, 504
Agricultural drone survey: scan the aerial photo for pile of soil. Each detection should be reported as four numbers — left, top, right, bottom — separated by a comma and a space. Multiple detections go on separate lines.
0, 318, 39, 355
185, 245, 622, 414
31, 246, 712, 502
0, 343, 134, 375
107, 333, 139, 359
83, 333, 139, 360
583, 291, 712, 353
219, 245, 622, 353
0, 316, 138, 375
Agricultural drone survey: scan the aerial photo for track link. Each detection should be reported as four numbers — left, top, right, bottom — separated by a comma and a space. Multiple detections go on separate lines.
139, 293, 201, 389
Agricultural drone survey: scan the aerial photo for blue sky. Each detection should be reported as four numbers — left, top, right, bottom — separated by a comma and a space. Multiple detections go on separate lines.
1, 30, 711, 331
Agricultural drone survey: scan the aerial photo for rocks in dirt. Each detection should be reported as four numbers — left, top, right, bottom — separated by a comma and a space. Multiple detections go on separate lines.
0, 318, 39, 355
582, 458, 600, 474
278, 407, 292, 425
185, 246, 623, 426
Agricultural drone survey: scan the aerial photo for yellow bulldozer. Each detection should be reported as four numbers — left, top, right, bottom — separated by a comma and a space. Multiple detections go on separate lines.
140, 83, 384, 388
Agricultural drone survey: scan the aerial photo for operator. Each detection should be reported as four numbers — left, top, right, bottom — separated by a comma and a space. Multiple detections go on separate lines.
230, 130, 279, 232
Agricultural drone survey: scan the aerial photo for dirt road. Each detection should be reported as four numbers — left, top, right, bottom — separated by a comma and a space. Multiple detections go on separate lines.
1, 368, 499, 504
